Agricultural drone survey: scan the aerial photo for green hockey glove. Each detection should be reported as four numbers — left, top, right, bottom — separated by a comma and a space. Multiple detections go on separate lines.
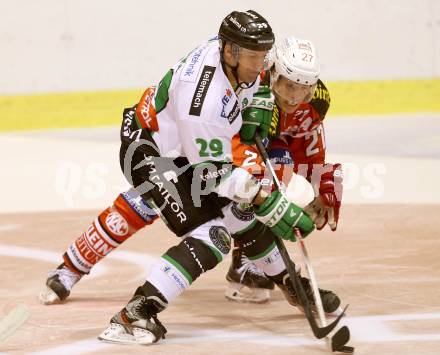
255, 190, 315, 241
240, 86, 274, 145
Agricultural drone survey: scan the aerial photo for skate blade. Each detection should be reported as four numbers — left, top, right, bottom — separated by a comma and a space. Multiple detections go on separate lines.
98, 323, 156, 346
225, 283, 270, 304
38, 286, 61, 305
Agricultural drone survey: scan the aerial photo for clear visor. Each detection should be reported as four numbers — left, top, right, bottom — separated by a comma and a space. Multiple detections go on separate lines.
236, 46, 270, 73
273, 75, 316, 105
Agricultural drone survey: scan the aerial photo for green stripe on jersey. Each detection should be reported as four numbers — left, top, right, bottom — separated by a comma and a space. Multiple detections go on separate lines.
248, 241, 276, 261
155, 69, 173, 114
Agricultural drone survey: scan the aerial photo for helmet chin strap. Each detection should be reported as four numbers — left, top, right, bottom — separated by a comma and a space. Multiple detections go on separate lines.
231, 63, 258, 89
221, 42, 258, 90
230, 63, 240, 89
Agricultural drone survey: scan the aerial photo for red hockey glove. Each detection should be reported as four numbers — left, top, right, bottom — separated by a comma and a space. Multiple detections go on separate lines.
305, 163, 343, 231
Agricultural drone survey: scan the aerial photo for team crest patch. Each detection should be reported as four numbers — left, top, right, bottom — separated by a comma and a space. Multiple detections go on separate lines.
231, 202, 255, 222
209, 226, 231, 255
105, 212, 129, 236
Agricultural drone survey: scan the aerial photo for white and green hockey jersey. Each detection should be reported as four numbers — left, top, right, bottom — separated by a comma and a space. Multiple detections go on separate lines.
151, 38, 259, 166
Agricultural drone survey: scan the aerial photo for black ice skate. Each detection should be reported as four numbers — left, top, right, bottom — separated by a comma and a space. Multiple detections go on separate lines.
225, 247, 275, 303
98, 285, 167, 345
277, 272, 343, 317
39, 263, 82, 305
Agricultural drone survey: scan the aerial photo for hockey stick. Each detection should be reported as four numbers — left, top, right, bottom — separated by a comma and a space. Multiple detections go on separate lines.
254, 134, 352, 350
294, 229, 354, 353
0, 304, 30, 343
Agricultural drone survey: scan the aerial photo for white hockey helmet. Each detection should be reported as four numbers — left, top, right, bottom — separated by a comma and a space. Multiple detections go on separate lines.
268, 37, 320, 107
271, 36, 320, 85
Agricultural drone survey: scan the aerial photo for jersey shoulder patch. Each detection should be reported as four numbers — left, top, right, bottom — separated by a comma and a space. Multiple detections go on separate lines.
310, 79, 331, 119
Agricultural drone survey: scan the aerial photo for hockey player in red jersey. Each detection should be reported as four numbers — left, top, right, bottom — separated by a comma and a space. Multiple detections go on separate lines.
224, 37, 343, 303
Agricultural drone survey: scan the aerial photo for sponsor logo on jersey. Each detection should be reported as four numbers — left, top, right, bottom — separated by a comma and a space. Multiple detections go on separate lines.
228, 101, 240, 124
220, 89, 240, 124
199, 166, 229, 182
220, 89, 232, 118
143, 156, 188, 224
105, 212, 129, 237
189, 65, 216, 116
180, 45, 208, 83
251, 96, 274, 110
136, 87, 158, 131
122, 107, 135, 138
313, 82, 331, 105
268, 148, 293, 165
121, 106, 143, 143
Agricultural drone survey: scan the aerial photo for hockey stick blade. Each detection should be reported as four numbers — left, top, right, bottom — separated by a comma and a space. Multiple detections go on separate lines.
331, 325, 353, 353
274, 235, 347, 339
336, 346, 355, 354
309, 301, 348, 339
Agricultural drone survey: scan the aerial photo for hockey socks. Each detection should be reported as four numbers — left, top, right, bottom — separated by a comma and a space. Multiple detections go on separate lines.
64, 191, 157, 274
147, 225, 231, 302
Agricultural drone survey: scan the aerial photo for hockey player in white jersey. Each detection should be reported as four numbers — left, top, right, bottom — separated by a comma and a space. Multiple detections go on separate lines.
38, 38, 340, 310
97, 10, 317, 345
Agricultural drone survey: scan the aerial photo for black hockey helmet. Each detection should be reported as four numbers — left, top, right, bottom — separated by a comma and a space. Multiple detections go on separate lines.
219, 10, 275, 51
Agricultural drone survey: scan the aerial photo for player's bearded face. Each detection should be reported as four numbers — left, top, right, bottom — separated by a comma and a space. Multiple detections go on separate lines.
273, 76, 316, 113
236, 48, 268, 83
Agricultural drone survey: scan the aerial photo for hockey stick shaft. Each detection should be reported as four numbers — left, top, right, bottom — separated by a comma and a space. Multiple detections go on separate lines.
295, 230, 328, 326
253, 134, 344, 339
254, 134, 326, 325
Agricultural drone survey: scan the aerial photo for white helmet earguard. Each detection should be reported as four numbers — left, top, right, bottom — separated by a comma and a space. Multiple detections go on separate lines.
271, 36, 320, 86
